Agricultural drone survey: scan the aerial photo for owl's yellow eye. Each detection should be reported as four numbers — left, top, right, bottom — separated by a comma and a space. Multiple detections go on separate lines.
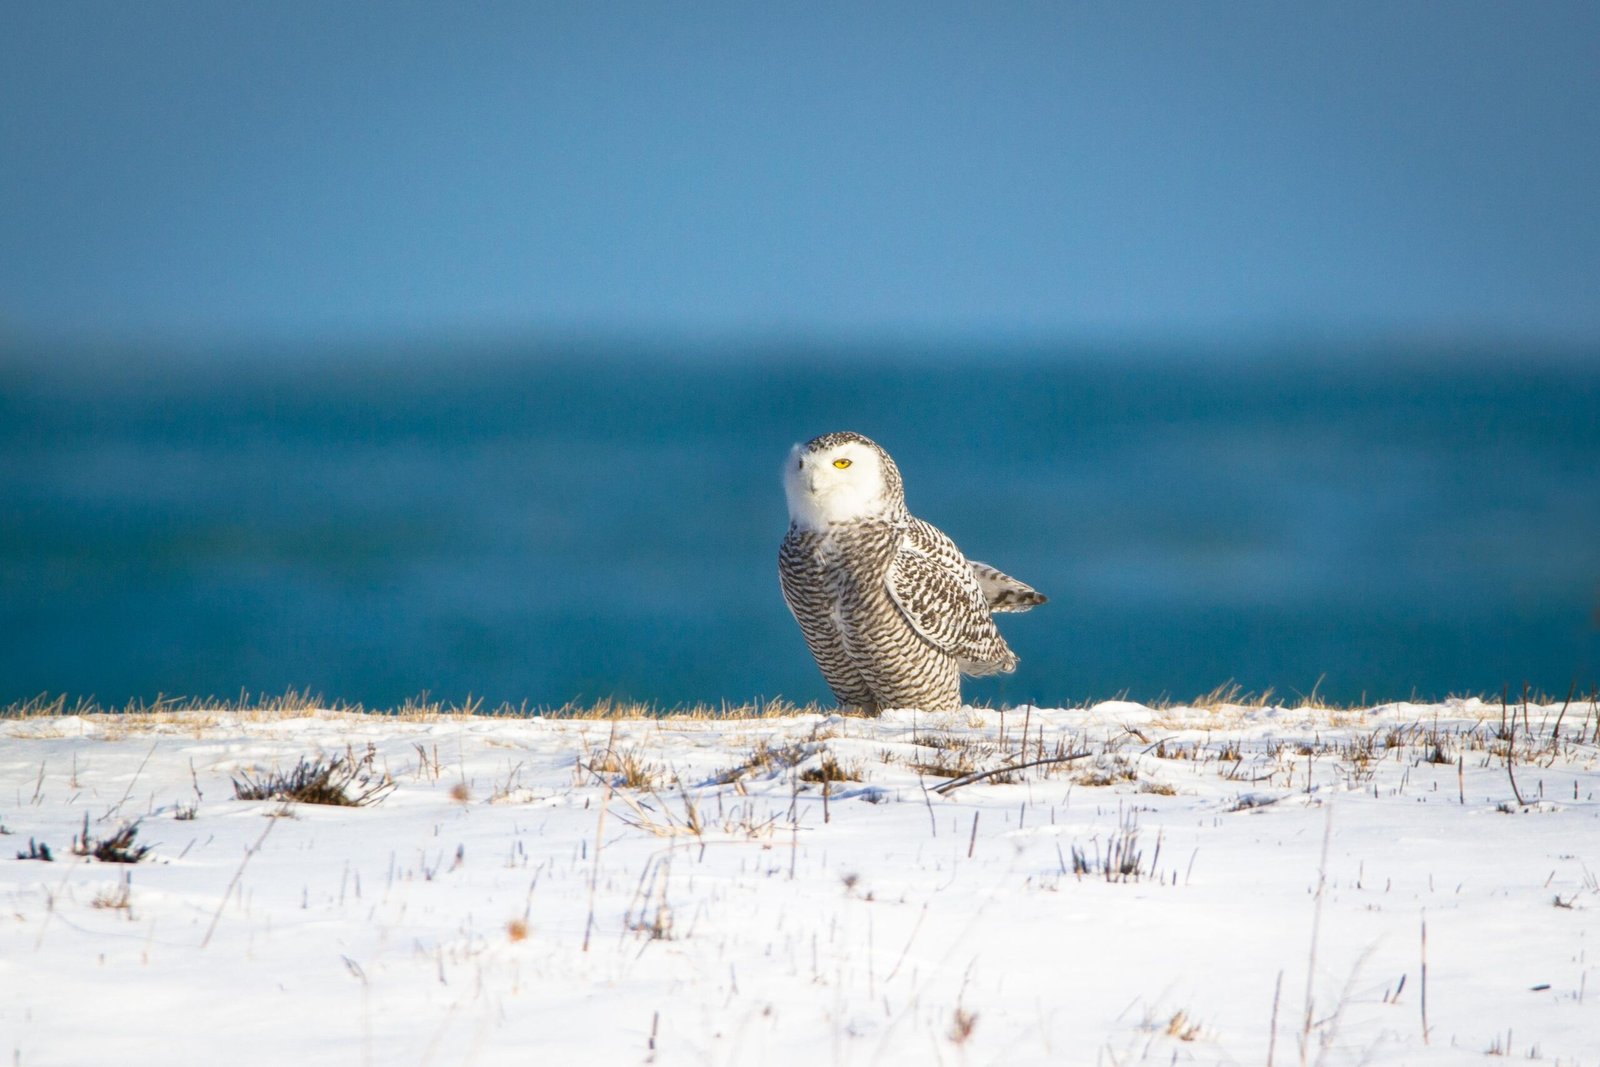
832, 458, 852, 469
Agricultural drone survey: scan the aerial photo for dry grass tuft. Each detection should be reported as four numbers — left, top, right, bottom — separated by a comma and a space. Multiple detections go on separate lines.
799, 754, 863, 784
1164, 1010, 1202, 1041
233, 745, 394, 806
1192, 681, 1276, 711
948, 1007, 978, 1046
585, 745, 661, 789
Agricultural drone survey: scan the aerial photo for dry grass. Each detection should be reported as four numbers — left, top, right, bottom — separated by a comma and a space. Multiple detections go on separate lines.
1, 691, 830, 728
1072, 761, 1139, 788
542, 696, 823, 720
1193, 681, 1277, 711
8, 687, 1586, 730
4, 689, 340, 723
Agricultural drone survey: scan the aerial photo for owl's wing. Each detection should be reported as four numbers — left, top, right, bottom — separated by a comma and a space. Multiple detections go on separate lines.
968, 561, 1047, 613
885, 520, 1018, 674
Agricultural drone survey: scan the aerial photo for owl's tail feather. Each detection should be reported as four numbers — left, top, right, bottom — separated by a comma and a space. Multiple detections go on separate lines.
969, 561, 1047, 613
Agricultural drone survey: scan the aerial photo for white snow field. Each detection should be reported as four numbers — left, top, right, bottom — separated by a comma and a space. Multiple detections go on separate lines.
3, 698, 1598, 1066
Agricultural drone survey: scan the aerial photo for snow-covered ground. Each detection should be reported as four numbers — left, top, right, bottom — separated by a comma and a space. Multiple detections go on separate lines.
3, 699, 1597, 1066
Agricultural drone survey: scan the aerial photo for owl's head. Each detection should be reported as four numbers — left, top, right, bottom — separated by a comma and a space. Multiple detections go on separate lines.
784, 431, 906, 530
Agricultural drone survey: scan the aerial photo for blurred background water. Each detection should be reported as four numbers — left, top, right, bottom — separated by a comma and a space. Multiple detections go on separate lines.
4, 3, 1599, 707
4, 341, 1595, 708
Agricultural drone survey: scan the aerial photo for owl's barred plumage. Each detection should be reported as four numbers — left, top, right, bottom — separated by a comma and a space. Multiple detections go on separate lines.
778, 432, 1045, 714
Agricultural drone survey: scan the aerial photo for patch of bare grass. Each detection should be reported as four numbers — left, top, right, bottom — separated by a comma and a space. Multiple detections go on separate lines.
91, 874, 134, 913
1072, 755, 1139, 788
904, 732, 1000, 779
710, 738, 811, 784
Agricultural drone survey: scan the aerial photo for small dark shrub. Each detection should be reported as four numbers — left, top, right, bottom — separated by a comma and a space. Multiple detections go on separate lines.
72, 814, 152, 863
17, 838, 53, 862
1069, 813, 1148, 883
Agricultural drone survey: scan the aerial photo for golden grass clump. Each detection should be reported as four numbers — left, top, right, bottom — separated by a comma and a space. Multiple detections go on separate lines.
585, 745, 661, 789
799, 754, 862, 784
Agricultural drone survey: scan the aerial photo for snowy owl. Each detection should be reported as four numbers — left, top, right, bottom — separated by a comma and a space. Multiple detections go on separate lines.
778, 431, 1045, 714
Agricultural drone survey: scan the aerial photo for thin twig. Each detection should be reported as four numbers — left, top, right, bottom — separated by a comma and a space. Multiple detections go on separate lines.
1420, 912, 1430, 1045
932, 751, 1093, 795
32, 852, 91, 950
200, 816, 276, 948
1551, 681, 1577, 740
1504, 693, 1527, 807
103, 742, 159, 820
1267, 968, 1283, 1067
1299, 803, 1334, 1067
883, 903, 929, 984
582, 767, 613, 952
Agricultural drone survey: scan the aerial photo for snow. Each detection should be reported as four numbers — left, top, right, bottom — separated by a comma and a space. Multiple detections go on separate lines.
3, 699, 1598, 1065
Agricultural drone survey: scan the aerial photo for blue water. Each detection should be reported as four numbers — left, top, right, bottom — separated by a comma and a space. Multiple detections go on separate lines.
3, 339, 1597, 709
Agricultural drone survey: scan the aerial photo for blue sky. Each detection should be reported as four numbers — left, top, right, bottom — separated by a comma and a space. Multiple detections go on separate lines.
3, 1, 1598, 346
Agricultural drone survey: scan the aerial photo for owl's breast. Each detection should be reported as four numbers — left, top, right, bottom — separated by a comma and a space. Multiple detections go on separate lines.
815, 520, 901, 587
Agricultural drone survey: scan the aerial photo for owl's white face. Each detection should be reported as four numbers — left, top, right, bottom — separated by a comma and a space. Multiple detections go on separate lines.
784, 437, 893, 530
